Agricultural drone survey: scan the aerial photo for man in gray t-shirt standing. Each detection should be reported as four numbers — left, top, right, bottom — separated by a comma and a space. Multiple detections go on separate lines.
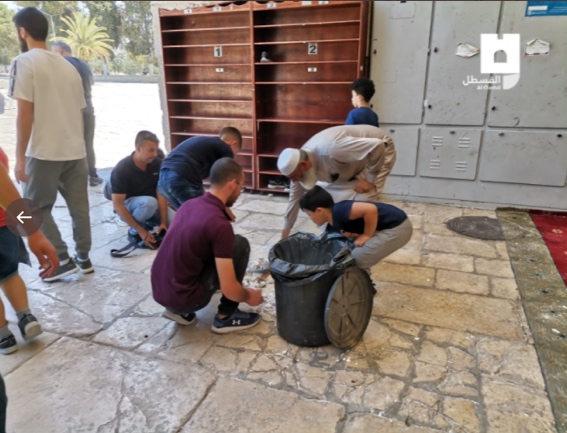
52, 40, 102, 187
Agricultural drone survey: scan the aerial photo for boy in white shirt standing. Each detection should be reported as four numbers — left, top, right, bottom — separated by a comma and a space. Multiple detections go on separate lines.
9, 7, 93, 281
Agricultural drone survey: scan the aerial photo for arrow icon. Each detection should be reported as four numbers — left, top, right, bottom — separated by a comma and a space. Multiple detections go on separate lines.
17, 210, 32, 224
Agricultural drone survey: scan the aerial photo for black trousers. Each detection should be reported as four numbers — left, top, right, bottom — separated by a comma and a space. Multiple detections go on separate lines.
170, 235, 250, 317
84, 111, 97, 178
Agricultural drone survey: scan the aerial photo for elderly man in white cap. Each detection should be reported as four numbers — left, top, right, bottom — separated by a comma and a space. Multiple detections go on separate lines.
277, 124, 396, 238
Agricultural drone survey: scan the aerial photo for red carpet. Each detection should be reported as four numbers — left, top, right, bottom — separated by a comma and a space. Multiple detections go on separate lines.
530, 211, 567, 286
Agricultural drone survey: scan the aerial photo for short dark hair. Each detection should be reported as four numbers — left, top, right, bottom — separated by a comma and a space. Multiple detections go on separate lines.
52, 40, 73, 54
219, 126, 242, 150
135, 130, 159, 147
299, 185, 335, 212
210, 157, 243, 186
13, 7, 49, 42
350, 78, 375, 102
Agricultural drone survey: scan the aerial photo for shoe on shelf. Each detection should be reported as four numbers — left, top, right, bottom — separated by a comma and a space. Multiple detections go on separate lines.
267, 176, 287, 189
18, 313, 43, 341
42, 259, 79, 282
89, 176, 103, 187
74, 256, 94, 274
212, 309, 261, 334
0, 333, 17, 355
162, 310, 197, 325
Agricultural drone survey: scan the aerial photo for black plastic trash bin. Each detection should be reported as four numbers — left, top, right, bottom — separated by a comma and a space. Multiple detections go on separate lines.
269, 232, 374, 349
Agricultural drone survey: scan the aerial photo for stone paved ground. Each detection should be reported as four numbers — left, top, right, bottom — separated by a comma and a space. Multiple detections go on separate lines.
0, 82, 559, 432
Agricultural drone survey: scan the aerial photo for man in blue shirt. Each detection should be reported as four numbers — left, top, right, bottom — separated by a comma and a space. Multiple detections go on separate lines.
345, 78, 379, 127
158, 127, 241, 210
52, 40, 103, 187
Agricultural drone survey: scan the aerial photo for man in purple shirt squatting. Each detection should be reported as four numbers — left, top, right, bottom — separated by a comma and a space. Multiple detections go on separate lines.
151, 157, 263, 333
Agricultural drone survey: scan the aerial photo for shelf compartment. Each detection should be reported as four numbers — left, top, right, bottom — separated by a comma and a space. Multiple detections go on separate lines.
258, 173, 289, 193
235, 154, 254, 172
165, 65, 251, 83
162, 26, 249, 33
255, 60, 356, 66
254, 22, 360, 44
256, 122, 332, 155
255, 83, 351, 121
169, 118, 253, 138
168, 100, 253, 119
160, 9, 250, 31
253, 40, 359, 62
254, 20, 359, 29
162, 27, 250, 46
254, 62, 357, 83
257, 157, 280, 173
170, 133, 254, 153
166, 83, 253, 101
253, 3, 361, 25
163, 45, 251, 64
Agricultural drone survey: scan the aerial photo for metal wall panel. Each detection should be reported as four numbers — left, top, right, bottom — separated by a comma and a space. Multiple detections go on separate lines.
382, 126, 419, 176
479, 130, 567, 186
424, 1, 501, 126
369, 1, 432, 124
418, 128, 482, 180
487, 1, 567, 128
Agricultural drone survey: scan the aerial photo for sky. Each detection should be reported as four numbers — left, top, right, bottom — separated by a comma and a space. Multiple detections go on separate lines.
1, 1, 17, 11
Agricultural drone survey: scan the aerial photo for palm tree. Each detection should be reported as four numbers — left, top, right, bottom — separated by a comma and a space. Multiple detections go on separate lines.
55, 12, 113, 62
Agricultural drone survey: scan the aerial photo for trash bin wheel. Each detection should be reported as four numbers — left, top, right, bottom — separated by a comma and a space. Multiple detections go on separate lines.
324, 267, 374, 349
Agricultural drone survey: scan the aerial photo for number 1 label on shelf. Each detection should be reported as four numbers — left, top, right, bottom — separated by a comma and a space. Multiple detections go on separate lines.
214, 46, 223, 57
308, 43, 318, 55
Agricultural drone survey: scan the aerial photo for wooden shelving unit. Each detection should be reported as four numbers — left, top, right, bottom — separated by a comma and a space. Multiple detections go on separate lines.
158, 0, 369, 191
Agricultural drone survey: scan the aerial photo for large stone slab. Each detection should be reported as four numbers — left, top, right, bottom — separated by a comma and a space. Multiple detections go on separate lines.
181, 377, 345, 432
344, 414, 437, 433
482, 376, 556, 433
424, 234, 498, 258
374, 283, 524, 340
5, 338, 215, 433
28, 267, 151, 325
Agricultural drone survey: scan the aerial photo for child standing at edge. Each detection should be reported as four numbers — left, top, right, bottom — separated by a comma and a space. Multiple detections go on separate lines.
346, 78, 379, 127
299, 186, 412, 271
0, 147, 44, 354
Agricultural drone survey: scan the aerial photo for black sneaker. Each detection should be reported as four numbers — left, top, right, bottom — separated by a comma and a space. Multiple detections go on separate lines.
89, 176, 103, 187
74, 256, 94, 274
127, 231, 143, 245
0, 333, 17, 355
162, 310, 197, 325
212, 309, 261, 334
43, 259, 79, 282
18, 313, 43, 341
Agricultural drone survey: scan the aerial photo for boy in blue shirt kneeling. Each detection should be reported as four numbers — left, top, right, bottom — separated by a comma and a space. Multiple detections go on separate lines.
299, 186, 412, 270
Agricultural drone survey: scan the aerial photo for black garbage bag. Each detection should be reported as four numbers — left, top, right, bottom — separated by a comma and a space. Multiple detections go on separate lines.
269, 231, 356, 347
269, 231, 355, 284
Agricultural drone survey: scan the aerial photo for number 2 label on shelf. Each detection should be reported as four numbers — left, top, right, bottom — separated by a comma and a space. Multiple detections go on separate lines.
214, 46, 223, 57
308, 43, 318, 55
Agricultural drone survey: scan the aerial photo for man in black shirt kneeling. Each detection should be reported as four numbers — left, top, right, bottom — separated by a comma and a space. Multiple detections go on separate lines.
110, 131, 174, 249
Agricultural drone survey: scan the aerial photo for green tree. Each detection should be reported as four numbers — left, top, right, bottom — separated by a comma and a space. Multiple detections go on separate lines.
15, 1, 79, 38
56, 12, 113, 61
0, 3, 19, 65
84, 1, 121, 49
120, 1, 154, 58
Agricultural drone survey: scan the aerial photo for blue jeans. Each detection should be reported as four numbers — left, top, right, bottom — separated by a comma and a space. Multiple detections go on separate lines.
158, 170, 204, 210
122, 196, 175, 235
